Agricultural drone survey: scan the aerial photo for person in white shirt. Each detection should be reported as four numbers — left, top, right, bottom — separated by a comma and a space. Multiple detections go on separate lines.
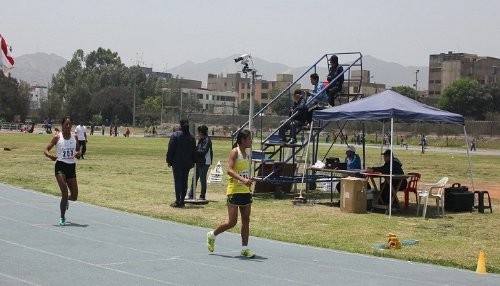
74, 122, 87, 159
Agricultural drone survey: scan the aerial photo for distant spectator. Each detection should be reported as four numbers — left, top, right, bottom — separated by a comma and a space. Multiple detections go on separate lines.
470, 138, 477, 151
74, 122, 87, 159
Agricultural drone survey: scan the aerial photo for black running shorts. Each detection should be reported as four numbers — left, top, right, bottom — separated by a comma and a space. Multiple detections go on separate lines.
55, 161, 76, 179
227, 193, 252, 206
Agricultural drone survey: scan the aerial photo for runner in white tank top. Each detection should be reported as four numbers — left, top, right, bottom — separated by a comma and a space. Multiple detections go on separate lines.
44, 116, 81, 226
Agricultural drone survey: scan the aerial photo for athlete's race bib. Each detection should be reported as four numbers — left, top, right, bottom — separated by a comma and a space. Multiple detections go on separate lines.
238, 170, 250, 184
61, 147, 75, 159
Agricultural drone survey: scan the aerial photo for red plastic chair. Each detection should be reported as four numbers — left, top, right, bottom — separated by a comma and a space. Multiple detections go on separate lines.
400, 172, 421, 211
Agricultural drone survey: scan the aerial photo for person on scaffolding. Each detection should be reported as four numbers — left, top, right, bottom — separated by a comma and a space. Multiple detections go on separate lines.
278, 89, 308, 144
306, 73, 328, 125
326, 55, 344, 106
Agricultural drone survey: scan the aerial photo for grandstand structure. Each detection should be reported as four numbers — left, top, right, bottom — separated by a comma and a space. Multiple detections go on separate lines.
231, 52, 365, 197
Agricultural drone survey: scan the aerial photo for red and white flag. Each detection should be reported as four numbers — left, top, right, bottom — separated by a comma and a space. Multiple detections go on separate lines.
1, 33, 15, 76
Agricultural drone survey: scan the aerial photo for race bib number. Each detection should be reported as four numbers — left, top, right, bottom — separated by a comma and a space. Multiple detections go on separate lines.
61, 148, 75, 159
238, 170, 250, 185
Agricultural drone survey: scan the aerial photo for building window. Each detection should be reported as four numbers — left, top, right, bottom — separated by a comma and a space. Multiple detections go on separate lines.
261, 93, 268, 99
262, 82, 269, 89
241, 93, 245, 99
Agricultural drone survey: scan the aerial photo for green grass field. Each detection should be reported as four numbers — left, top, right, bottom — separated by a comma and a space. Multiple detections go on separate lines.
1, 132, 499, 273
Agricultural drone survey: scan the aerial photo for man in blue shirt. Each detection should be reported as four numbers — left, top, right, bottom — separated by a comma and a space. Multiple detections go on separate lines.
335, 145, 362, 199
345, 145, 361, 170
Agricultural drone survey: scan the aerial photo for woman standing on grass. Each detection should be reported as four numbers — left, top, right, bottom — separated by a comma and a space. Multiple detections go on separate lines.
206, 129, 255, 258
44, 116, 80, 226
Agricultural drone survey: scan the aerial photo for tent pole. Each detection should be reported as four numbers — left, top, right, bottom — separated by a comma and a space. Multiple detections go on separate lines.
388, 118, 394, 218
380, 122, 385, 165
463, 126, 475, 191
299, 123, 315, 199
362, 123, 366, 169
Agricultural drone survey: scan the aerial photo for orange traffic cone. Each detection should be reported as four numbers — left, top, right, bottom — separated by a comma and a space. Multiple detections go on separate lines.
476, 251, 487, 274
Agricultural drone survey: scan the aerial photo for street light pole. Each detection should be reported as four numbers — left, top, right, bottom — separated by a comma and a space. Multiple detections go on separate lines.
414, 69, 419, 100
133, 83, 136, 127
160, 88, 164, 124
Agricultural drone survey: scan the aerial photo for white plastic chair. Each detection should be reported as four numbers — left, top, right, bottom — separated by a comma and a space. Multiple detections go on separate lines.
416, 177, 449, 218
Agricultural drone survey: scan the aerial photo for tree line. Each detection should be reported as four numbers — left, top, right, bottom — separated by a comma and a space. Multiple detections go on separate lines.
1, 47, 499, 124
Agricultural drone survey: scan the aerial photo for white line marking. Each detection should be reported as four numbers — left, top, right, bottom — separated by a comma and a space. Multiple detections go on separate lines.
0, 238, 180, 285
0, 272, 41, 286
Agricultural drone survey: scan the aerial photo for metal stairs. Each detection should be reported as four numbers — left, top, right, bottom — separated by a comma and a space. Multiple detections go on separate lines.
232, 52, 364, 193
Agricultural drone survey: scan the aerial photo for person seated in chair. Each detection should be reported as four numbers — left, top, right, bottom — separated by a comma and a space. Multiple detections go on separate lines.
366, 149, 407, 205
335, 145, 362, 196
278, 89, 308, 144
326, 55, 344, 106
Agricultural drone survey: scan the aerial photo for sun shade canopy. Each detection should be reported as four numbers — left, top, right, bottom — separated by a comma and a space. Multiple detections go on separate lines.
313, 90, 464, 124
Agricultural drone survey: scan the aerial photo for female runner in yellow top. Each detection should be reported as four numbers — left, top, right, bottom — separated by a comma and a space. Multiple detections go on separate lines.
207, 129, 255, 258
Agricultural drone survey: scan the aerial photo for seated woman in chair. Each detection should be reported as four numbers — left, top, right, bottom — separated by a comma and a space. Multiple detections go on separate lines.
335, 145, 362, 197
366, 149, 407, 204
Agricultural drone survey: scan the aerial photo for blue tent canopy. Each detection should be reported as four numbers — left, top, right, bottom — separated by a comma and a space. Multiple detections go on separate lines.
313, 90, 464, 124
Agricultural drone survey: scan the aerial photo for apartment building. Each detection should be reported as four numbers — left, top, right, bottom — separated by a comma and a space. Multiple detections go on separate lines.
28, 85, 48, 109
349, 70, 386, 95
207, 73, 243, 93
181, 88, 238, 115
428, 51, 500, 97
237, 73, 301, 105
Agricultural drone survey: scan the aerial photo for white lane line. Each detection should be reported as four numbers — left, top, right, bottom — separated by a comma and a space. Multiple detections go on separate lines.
0, 238, 180, 286
0, 272, 42, 286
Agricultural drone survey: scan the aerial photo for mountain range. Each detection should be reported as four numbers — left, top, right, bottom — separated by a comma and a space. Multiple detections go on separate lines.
10, 52, 68, 86
9, 53, 428, 90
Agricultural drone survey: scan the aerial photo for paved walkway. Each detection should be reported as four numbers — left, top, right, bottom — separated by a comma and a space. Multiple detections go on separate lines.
1, 183, 499, 286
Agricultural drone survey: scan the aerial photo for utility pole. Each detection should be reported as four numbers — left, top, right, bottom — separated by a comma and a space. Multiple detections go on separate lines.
133, 83, 136, 127
414, 69, 419, 100
160, 88, 164, 124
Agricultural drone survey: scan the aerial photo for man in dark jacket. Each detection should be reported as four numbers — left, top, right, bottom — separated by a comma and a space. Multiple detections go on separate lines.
367, 149, 407, 204
326, 55, 344, 106
278, 89, 308, 144
166, 119, 196, 207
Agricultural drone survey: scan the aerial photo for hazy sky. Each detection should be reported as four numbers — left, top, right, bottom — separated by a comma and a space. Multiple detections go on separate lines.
3, 0, 500, 70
